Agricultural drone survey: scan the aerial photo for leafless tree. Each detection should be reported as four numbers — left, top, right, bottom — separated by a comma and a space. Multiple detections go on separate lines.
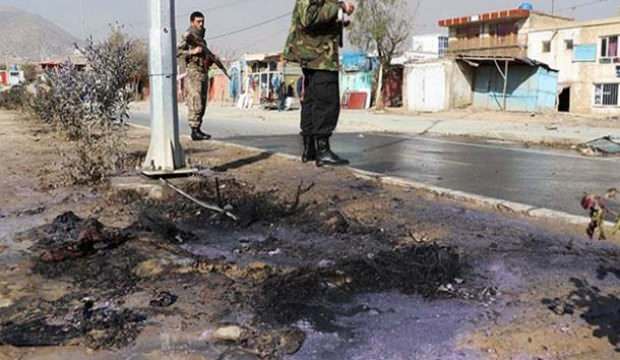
348, 0, 413, 109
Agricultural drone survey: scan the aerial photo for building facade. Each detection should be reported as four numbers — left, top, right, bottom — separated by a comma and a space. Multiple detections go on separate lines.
528, 17, 620, 114
439, 8, 572, 58
426, 6, 567, 113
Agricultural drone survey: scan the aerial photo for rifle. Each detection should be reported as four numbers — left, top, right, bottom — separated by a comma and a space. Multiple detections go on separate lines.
185, 32, 232, 80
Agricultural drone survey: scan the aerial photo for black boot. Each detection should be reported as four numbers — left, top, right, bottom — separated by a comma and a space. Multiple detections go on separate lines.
302, 135, 316, 163
191, 127, 211, 141
315, 136, 349, 167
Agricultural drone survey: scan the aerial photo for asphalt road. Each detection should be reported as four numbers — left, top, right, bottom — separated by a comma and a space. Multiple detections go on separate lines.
130, 111, 620, 216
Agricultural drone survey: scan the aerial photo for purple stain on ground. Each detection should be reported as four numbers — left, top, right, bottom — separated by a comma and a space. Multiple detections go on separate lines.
289, 292, 484, 360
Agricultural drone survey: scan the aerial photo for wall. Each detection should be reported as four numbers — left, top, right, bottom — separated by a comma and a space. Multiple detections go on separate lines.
450, 62, 475, 108
472, 63, 558, 112
525, 13, 575, 31
208, 72, 231, 105
340, 71, 373, 109
403, 59, 473, 112
528, 18, 620, 113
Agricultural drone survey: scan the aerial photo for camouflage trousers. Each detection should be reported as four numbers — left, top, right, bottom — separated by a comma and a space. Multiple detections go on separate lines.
185, 70, 208, 129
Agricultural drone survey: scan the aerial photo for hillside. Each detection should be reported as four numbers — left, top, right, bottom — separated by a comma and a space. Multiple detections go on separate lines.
0, 6, 78, 62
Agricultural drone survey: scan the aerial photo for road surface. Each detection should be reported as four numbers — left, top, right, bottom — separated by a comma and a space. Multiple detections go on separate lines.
130, 110, 620, 216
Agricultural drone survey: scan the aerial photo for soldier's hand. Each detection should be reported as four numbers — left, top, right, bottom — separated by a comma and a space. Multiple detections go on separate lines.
190, 47, 203, 55
343, 2, 355, 15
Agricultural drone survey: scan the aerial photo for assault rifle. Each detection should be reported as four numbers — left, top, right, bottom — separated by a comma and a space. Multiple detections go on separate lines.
185, 32, 231, 80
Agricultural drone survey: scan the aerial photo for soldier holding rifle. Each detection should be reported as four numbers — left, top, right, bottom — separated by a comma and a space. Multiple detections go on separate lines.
178, 11, 230, 141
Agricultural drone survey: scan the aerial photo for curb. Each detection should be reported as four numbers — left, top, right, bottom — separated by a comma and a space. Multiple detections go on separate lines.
128, 123, 601, 227
207, 141, 599, 227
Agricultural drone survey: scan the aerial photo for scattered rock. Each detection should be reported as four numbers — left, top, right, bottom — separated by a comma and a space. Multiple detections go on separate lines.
0, 297, 14, 308
324, 211, 349, 233
317, 259, 335, 269
268, 248, 282, 256
134, 259, 167, 278
278, 327, 306, 355
149, 291, 178, 308
213, 325, 244, 342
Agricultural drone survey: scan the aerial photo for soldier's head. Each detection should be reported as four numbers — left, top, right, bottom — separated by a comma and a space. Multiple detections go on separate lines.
190, 11, 205, 29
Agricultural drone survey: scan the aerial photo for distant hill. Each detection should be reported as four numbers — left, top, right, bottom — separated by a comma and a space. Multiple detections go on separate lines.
0, 6, 79, 63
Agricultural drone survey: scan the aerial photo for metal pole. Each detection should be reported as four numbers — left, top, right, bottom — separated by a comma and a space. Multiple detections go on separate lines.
142, 0, 193, 176
502, 60, 509, 112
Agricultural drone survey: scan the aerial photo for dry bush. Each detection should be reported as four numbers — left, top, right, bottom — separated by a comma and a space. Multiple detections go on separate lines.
31, 26, 140, 184
0, 85, 30, 111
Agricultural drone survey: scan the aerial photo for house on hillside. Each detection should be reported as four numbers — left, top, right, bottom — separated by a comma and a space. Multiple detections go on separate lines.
0, 65, 25, 88
528, 16, 620, 114
39, 54, 87, 72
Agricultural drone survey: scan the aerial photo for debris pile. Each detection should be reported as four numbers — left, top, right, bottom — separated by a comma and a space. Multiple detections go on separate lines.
255, 244, 461, 325
0, 296, 145, 349
30, 211, 131, 262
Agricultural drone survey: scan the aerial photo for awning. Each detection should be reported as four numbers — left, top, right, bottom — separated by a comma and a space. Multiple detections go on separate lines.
454, 55, 557, 72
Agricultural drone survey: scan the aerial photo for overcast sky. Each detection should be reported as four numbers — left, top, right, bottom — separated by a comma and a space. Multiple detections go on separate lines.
1, 0, 617, 54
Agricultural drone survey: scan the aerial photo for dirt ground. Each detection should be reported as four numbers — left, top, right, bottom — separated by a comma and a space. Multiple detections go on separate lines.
1, 110, 620, 360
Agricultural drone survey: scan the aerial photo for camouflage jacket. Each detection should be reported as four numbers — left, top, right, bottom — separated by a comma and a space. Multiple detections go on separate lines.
283, 0, 342, 72
178, 26, 213, 74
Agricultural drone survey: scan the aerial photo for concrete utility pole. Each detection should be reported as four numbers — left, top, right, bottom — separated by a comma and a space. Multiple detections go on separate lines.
142, 0, 193, 176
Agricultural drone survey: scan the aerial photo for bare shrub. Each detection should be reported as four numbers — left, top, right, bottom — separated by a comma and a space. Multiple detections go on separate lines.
0, 85, 30, 111
31, 26, 140, 184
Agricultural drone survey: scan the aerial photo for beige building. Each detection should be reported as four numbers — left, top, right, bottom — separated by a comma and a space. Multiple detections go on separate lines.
528, 17, 620, 114
439, 8, 572, 58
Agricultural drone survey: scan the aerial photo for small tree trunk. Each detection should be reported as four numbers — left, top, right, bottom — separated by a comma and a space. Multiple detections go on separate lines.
375, 62, 385, 110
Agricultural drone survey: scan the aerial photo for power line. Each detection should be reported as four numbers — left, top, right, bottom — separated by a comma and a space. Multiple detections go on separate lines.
85, 0, 262, 37
226, 22, 291, 52
208, 12, 292, 40
557, 0, 610, 12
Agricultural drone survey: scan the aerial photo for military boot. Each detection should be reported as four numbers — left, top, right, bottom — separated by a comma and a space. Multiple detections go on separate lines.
315, 136, 349, 167
302, 135, 316, 163
191, 128, 212, 141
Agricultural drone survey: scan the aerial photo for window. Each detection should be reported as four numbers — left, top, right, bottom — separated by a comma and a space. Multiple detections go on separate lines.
438, 36, 448, 57
594, 83, 619, 106
600, 35, 619, 62
565, 39, 574, 50
543, 41, 551, 53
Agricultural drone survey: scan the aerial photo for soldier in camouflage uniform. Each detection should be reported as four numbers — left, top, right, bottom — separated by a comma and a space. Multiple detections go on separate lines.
284, 0, 355, 167
177, 11, 214, 141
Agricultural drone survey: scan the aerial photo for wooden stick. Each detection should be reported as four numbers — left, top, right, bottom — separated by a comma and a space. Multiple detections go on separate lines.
160, 179, 239, 222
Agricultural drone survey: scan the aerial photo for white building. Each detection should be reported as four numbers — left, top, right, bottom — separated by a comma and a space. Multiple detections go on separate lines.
392, 34, 448, 65
528, 16, 620, 114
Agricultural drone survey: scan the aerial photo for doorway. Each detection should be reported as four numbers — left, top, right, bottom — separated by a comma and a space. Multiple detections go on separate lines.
558, 87, 570, 112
